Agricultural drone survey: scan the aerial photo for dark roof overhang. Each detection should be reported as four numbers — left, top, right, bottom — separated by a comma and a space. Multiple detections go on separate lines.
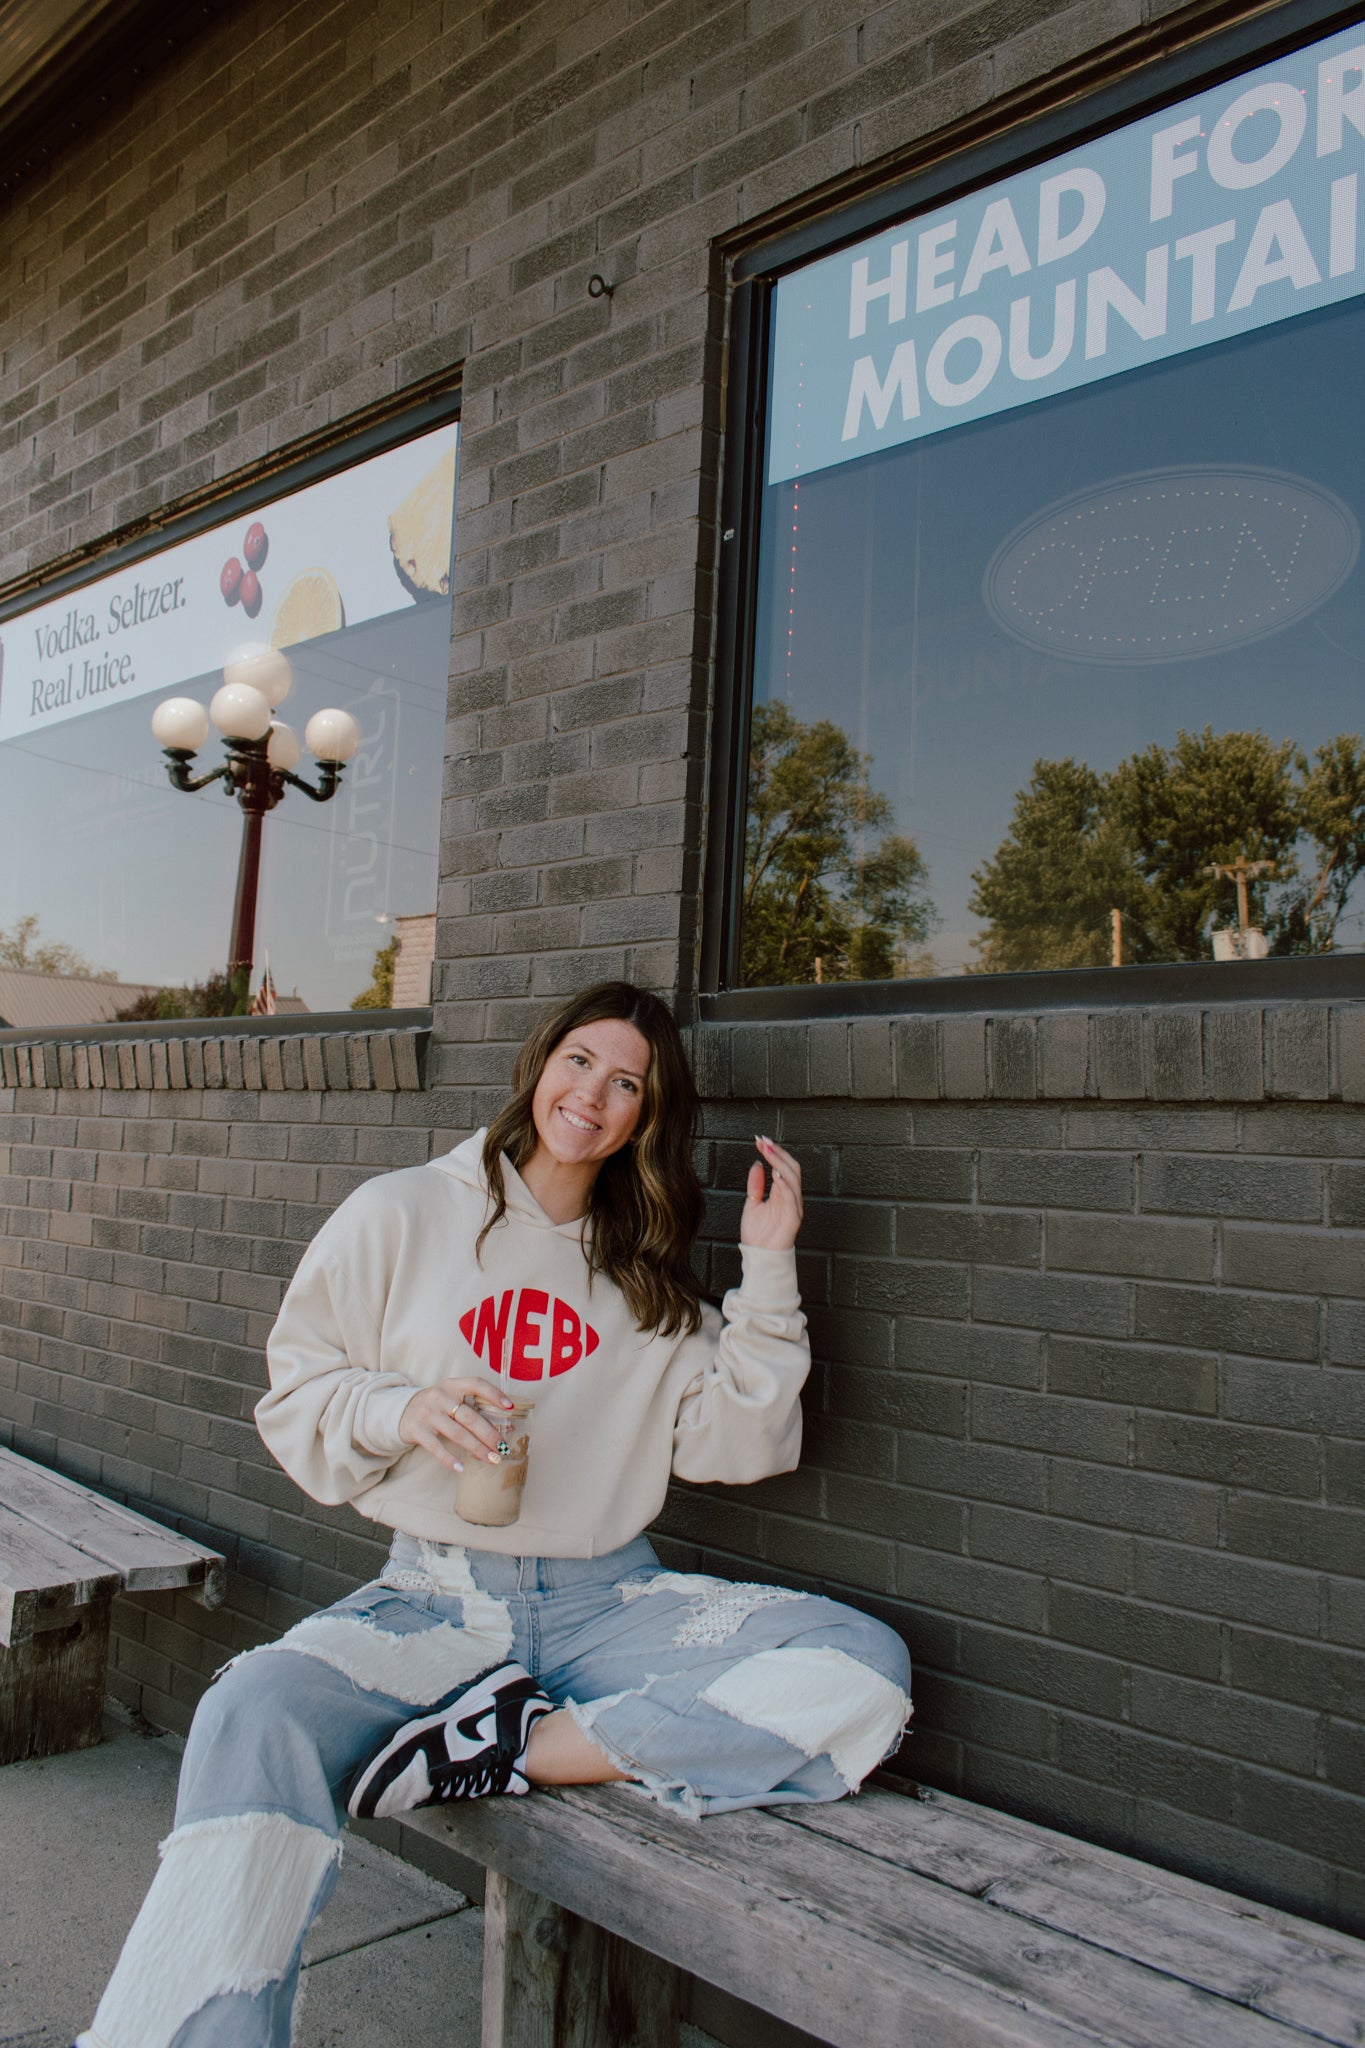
0, 0, 232, 194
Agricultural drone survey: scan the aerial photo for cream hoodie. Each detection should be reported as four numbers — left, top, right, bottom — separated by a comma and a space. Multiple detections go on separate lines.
256, 1132, 809, 1556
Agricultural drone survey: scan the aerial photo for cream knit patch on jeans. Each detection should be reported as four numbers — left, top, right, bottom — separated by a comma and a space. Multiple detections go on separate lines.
618, 1568, 808, 1648
84, 1811, 339, 2048
243, 1603, 512, 1703
698, 1645, 911, 1790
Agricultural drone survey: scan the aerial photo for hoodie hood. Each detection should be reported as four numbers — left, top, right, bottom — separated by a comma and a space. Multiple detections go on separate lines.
430, 1128, 586, 1236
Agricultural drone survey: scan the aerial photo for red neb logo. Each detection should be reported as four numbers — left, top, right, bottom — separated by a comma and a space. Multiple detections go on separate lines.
458, 1289, 599, 1381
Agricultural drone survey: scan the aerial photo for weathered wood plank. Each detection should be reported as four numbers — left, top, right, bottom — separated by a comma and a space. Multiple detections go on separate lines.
799, 1782, 1365, 1955
986, 1874, 1365, 2048
416, 1790, 1061, 2048
0, 1500, 121, 1647
782, 1787, 1365, 2047
482, 1869, 681, 2048
410, 1784, 1324, 2048
0, 1590, 111, 1764
0, 1449, 225, 1605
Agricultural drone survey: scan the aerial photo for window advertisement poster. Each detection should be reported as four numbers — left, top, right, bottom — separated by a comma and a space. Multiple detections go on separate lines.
0, 422, 456, 1018
743, 25, 1365, 991
768, 24, 1365, 483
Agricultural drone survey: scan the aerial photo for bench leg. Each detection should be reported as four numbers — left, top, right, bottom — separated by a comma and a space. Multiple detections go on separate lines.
481, 1867, 681, 2048
0, 1591, 112, 1766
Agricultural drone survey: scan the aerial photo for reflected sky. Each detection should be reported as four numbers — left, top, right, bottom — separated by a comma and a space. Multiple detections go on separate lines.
751, 295, 1365, 974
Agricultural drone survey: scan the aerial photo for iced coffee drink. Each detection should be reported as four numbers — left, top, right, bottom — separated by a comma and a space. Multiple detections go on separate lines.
454, 1397, 533, 1527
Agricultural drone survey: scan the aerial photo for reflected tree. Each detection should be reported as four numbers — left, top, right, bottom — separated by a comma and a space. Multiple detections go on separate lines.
971, 726, 1365, 969
351, 936, 398, 1010
114, 973, 238, 1020
0, 914, 108, 979
741, 701, 938, 985
1275, 735, 1365, 953
965, 760, 1138, 972
1110, 727, 1300, 959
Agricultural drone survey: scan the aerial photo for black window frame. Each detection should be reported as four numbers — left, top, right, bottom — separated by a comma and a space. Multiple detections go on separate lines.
0, 376, 460, 626
0, 376, 460, 1039
702, 0, 1365, 1023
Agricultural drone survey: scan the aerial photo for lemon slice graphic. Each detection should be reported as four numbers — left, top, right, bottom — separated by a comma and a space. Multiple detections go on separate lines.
270, 569, 345, 648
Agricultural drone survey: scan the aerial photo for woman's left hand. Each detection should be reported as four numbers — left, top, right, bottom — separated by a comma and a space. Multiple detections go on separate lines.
740, 1135, 803, 1252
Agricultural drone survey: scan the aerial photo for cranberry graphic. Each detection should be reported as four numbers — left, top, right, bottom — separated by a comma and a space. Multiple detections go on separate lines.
243, 521, 268, 570
220, 556, 243, 604
239, 569, 262, 618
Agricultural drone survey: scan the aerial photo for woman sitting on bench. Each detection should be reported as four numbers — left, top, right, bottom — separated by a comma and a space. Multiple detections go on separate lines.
81, 980, 912, 2048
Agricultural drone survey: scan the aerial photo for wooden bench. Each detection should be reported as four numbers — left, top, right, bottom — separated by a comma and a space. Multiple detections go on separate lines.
401, 1772, 1365, 2048
0, 1446, 225, 1765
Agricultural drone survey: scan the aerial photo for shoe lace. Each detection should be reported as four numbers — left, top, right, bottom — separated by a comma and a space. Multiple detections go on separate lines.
429, 1745, 516, 1802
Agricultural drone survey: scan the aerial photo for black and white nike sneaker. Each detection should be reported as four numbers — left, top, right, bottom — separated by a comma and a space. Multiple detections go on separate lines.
347, 1661, 554, 1821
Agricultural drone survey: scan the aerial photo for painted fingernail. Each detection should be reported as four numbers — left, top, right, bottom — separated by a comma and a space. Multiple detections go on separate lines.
452, 1461, 464, 1473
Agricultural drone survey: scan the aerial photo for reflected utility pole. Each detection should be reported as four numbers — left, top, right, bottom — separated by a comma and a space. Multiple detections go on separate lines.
1204, 857, 1275, 936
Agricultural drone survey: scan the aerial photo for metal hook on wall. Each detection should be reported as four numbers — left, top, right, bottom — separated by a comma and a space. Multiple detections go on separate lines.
587, 274, 614, 299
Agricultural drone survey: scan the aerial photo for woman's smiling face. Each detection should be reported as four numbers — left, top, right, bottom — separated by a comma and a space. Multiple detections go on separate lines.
529, 1017, 651, 1173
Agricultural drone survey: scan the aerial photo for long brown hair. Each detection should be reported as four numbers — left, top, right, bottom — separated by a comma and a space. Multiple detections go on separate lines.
478, 983, 704, 1336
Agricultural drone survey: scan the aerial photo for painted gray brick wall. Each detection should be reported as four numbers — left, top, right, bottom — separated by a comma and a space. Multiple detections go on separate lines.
1, 1003, 1362, 1934
0, 1046, 466, 1698
3, 0, 1225, 1090
2, 0, 1362, 1948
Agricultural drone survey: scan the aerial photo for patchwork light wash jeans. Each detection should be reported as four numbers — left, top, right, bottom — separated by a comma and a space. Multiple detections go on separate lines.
80, 1533, 911, 2048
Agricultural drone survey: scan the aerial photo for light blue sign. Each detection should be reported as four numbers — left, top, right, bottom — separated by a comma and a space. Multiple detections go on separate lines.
767, 23, 1365, 484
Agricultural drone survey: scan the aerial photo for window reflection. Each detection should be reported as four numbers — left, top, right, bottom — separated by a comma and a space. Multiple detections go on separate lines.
0, 426, 454, 1021
743, 299, 1365, 984
741, 701, 939, 984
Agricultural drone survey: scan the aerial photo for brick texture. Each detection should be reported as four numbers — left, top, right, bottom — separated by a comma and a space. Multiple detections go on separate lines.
666, 1067, 1365, 1937
0, 1067, 473, 1691
0, 1029, 429, 1093
9, 1019, 1357, 1934
1, 0, 1361, 1950
2, 0, 1212, 1105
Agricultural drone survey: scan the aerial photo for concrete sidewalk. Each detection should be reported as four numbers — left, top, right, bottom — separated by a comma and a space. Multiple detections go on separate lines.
0, 1705, 722, 2048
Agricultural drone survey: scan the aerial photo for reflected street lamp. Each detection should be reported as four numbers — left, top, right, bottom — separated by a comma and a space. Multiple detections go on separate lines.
152, 644, 361, 1010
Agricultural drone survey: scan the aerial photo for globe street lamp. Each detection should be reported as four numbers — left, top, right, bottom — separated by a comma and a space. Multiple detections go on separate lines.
151, 644, 361, 1010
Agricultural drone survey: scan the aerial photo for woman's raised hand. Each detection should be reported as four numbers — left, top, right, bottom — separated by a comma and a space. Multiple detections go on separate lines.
740, 1134, 803, 1252
398, 1378, 515, 1473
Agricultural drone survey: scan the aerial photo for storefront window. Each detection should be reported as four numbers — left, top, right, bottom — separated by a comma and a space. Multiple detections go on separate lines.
0, 418, 456, 1019
737, 21, 1365, 987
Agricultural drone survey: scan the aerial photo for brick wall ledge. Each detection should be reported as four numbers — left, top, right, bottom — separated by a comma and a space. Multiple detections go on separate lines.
0, 1026, 429, 1093
685, 1002, 1365, 1106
